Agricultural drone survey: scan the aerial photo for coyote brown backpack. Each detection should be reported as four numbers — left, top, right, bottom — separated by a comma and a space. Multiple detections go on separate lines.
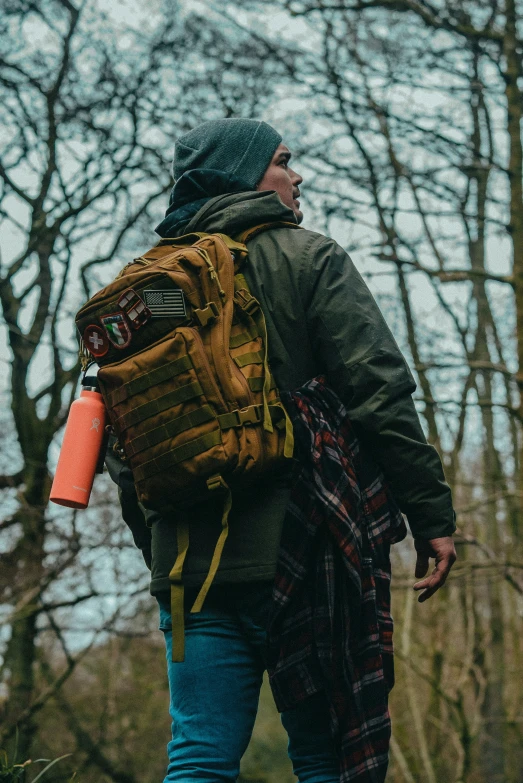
75, 223, 298, 660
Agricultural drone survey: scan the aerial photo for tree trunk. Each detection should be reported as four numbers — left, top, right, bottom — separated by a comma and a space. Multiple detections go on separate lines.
2, 463, 48, 760
504, 0, 523, 527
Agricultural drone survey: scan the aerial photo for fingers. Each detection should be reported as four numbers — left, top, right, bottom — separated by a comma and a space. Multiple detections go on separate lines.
413, 557, 451, 602
414, 552, 429, 579
413, 536, 457, 603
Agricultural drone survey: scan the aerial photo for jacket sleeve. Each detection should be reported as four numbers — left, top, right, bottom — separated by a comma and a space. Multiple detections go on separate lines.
105, 435, 153, 569
304, 235, 456, 540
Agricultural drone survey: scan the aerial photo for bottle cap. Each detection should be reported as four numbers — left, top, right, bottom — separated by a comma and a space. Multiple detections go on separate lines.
82, 363, 100, 391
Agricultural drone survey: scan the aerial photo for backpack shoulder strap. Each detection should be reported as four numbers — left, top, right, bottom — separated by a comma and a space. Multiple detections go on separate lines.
157, 232, 247, 253
236, 221, 302, 244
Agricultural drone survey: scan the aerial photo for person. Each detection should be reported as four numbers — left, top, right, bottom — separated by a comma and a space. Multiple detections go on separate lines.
105, 118, 457, 782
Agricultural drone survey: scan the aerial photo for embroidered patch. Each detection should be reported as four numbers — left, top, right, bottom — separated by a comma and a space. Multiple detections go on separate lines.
83, 324, 109, 358
143, 288, 186, 318
101, 312, 132, 348
118, 288, 151, 330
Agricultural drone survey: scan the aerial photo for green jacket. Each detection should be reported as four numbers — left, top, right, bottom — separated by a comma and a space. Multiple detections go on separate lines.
105, 191, 455, 595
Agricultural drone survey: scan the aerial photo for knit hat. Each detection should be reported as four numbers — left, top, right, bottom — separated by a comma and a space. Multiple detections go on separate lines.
172, 119, 282, 188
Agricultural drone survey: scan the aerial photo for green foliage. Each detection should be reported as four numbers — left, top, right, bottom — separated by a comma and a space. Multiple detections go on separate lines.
0, 746, 73, 783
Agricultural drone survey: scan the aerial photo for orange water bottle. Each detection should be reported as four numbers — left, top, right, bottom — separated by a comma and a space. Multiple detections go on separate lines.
50, 369, 107, 509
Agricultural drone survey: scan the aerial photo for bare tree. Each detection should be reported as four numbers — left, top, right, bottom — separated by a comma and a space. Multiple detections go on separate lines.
0, 0, 293, 769
225, 1, 523, 779
3, 0, 521, 777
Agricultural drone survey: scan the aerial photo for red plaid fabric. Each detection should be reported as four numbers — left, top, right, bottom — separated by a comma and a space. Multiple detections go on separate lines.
267, 377, 407, 783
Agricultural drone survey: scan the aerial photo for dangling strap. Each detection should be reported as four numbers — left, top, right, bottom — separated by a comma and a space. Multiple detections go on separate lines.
255, 309, 274, 434
168, 476, 232, 663
169, 515, 190, 662
271, 401, 294, 458
284, 405, 294, 458
190, 475, 232, 613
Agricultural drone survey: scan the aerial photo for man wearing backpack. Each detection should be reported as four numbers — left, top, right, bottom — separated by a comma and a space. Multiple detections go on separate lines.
105, 118, 456, 783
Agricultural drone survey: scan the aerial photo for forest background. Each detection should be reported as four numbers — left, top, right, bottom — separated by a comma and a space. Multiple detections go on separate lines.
0, 0, 522, 781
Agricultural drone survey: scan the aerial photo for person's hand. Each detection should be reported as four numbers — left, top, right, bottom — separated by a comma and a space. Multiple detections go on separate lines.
413, 536, 456, 602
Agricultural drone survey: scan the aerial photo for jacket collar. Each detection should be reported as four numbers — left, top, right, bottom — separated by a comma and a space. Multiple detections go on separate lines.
155, 168, 297, 239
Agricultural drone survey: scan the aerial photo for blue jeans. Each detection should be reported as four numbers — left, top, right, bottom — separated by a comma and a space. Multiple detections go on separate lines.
158, 581, 340, 783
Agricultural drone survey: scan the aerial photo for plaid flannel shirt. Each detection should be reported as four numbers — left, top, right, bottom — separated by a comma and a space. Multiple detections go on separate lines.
267, 377, 407, 783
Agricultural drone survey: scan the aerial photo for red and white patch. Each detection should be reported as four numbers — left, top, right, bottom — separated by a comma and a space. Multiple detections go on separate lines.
118, 288, 151, 329
83, 324, 109, 357
101, 312, 132, 349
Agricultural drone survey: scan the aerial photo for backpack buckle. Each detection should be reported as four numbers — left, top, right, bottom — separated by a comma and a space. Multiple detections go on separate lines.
206, 474, 228, 492
236, 405, 262, 426
217, 405, 263, 430
234, 289, 259, 317
193, 301, 219, 327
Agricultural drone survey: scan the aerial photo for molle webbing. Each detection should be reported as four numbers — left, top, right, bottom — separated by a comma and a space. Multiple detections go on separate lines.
115, 380, 202, 432
233, 351, 264, 368
126, 405, 215, 457
229, 328, 257, 348
107, 355, 192, 408
248, 376, 276, 393
133, 430, 222, 483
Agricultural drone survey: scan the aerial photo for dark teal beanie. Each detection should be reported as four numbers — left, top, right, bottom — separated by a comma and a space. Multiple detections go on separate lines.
173, 119, 282, 188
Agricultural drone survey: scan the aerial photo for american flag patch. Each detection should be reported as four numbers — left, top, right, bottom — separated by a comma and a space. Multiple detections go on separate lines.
143, 289, 186, 318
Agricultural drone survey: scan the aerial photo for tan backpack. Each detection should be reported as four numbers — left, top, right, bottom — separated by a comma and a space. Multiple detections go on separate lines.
75, 223, 297, 659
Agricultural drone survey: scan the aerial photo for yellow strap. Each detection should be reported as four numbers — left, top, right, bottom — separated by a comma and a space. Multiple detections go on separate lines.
169, 517, 190, 662
187, 231, 246, 252
157, 232, 209, 247
234, 272, 249, 292
282, 402, 294, 458
249, 305, 274, 434
267, 400, 294, 458
214, 233, 249, 255
189, 477, 232, 614
235, 221, 302, 244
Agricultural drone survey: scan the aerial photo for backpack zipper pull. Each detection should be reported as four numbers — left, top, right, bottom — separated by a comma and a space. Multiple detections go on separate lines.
198, 248, 226, 299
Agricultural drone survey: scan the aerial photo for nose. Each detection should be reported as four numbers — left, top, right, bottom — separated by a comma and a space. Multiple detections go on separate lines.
290, 167, 303, 187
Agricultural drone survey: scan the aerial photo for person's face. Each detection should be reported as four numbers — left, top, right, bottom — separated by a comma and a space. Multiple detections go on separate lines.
256, 143, 303, 224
